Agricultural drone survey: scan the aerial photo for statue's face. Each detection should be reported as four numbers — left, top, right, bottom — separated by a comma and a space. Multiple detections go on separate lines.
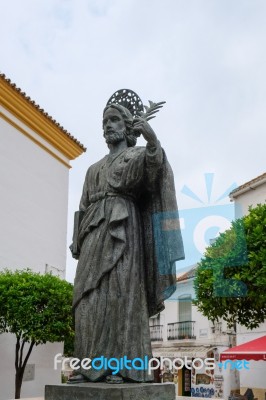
103, 108, 126, 144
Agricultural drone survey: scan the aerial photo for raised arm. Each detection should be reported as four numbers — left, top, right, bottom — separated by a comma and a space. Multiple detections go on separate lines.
133, 117, 159, 147
133, 117, 163, 188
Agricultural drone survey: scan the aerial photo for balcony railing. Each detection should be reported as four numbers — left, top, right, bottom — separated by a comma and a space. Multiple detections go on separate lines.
149, 325, 163, 341
167, 321, 196, 340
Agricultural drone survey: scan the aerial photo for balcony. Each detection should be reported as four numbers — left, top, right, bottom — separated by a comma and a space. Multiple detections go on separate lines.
167, 321, 196, 340
149, 325, 163, 341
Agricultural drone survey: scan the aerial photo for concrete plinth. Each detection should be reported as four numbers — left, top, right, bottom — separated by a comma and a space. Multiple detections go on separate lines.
45, 382, 175, 400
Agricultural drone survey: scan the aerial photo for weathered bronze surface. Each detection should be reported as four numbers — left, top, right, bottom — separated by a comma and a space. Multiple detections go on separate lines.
70, 92, 184, 383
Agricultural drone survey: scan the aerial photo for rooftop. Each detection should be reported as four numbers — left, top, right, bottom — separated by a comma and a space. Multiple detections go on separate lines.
0, 73, 86, 157
229, 172, 266, 198
177, 265, 197, 282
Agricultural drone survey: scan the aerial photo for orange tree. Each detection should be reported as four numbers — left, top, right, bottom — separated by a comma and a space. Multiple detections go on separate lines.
0, 269, 73, 399
194, 203, 266, 329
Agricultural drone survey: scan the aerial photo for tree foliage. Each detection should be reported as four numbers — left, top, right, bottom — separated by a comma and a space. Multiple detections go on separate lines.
194, 203, 266, 330
0, 269, 74, 398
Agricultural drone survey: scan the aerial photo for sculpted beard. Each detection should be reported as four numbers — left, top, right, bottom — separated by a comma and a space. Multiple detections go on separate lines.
104, 128, 126, 144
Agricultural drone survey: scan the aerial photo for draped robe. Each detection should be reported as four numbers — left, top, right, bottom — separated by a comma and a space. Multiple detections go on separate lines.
72, 141, 184, 381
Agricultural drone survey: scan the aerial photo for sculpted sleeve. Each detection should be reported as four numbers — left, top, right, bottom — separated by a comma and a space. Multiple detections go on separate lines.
144, 141, 163, 191
140, 145, 185, 316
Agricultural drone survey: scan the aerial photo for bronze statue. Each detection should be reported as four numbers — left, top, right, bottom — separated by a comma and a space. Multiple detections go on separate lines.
69, 90, 184, 383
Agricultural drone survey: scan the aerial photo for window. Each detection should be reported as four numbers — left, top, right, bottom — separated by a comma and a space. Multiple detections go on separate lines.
178, 295, 192, 322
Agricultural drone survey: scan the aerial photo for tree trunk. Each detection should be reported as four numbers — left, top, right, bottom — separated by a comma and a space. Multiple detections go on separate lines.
15, 371, 23, 399
14, 337, 35, 399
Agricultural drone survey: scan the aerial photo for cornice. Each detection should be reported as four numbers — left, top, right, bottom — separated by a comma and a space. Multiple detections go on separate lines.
0, 74, 86, 160
229, 172, 266, 199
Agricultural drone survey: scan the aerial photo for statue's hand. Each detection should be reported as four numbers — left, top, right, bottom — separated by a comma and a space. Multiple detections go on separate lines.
132, 117, 158, 147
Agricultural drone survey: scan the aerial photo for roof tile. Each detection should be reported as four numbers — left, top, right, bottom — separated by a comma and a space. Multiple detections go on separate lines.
0, 73, 86, 152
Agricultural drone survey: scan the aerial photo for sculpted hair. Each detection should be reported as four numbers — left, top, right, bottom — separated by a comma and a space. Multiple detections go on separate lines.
103, 104, 138, 147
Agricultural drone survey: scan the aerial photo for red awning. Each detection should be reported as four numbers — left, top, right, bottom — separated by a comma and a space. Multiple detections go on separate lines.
220, 335, 266, 361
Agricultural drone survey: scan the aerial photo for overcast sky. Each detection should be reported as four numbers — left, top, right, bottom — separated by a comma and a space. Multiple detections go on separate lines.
1, 0, 265, 282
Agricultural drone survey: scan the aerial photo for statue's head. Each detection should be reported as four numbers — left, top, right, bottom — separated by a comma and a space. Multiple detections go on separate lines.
102, 104, 137, 147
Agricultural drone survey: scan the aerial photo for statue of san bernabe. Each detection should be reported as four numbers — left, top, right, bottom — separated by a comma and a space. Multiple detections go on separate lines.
68, 89, 184, 384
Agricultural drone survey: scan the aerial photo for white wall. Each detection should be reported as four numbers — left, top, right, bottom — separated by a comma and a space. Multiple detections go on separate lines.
0, 114, 69, 400
233, 184, 266, 218
165, 279, 229, 346
238, 361, 265, 390
0, 334, 63, 399
0, 115, 69, 272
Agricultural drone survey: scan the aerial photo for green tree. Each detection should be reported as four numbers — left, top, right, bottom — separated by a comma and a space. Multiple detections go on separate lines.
194, 203, 266, 329
0, 269, 74, 399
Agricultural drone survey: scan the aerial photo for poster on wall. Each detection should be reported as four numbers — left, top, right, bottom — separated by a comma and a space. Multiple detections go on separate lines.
191, 358, 216, 398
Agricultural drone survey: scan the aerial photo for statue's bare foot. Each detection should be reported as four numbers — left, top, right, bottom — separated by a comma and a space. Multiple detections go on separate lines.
105, 375, 123, 384
67, 374, 88, 384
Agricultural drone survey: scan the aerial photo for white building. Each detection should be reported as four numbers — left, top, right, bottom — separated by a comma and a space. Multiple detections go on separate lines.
150, 266, 239, 399
229, 172, 266, 400
150, 172, 265, 399
0, 74, 85, 400
230, 173, 266, 219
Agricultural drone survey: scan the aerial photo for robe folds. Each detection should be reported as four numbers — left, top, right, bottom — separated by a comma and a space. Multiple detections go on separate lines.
72, 142, 184, 382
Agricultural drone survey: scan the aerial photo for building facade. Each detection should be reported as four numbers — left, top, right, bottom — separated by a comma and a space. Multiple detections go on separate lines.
150, 172, 265, 399
0, 74, 85, 400
150, 266, 239, 399
229, 173, 266, 400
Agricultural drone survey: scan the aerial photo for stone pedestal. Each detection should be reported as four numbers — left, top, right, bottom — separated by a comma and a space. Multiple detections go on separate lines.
45, 382, 175, 400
